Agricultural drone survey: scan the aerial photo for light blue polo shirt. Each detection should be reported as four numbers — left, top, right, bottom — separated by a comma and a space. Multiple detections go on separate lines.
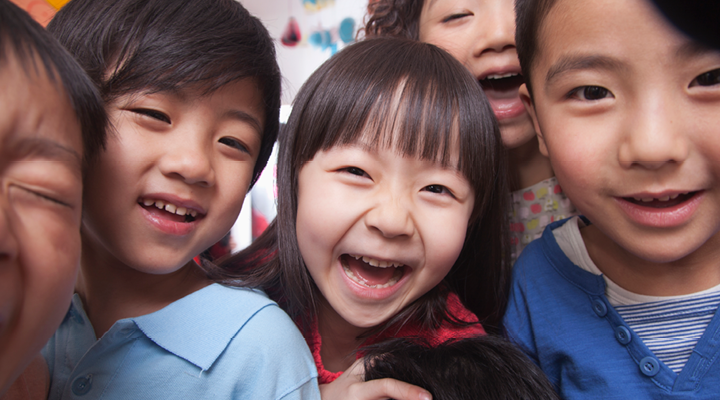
43, 283, 320, 400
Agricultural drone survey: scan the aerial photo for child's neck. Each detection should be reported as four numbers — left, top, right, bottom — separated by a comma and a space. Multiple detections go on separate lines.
508, 136, 554, 192
317, 301, 366, 373
582, 224, 720, 296
76, 235, 211, 338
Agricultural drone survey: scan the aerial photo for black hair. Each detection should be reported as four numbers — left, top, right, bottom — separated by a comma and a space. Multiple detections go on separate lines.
46, 0, 280, 186
363, 0, 426, 40
220, 37, 510, 335
651, 0, 720, 50
363, 336, 559, 400
514, 0, 559, 98
0, 0, 106, 165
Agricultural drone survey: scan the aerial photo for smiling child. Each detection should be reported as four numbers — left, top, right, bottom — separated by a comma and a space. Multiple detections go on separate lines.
503, 0, 720, 397
41, 0, 320, 399
365, 0, 577, 260
0, 1, 106, 396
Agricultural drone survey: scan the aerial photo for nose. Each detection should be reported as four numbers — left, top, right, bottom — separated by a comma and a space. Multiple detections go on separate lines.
364, 190, 414, 239
158, 135, 216, 187
618, 92, 689, 169
475, 1, 516, 55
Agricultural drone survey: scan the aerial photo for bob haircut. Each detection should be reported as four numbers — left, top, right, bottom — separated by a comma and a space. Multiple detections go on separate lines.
46, 0, 280, 186
363, 336, 559, 400
220, 37, 510, 334
515, 0, 559, 99
363, 0, 426, 40
0, 0, 106, 165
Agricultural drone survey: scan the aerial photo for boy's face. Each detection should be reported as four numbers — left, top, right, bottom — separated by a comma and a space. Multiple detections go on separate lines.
419, 0, 536, 149
81, 79, 264, 275
0, 55, 83, 392
522, 0, 720, 264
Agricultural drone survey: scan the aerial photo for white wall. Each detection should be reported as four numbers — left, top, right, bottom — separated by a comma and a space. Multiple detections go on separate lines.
241, 0, 368, 105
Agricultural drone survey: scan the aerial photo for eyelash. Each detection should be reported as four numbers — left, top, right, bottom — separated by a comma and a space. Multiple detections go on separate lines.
690, 68, 720, 87
567, 86, 612, 101
218, 137, 249, 154
132, 108, 171, 123
341, 166, 369, 178
442, 12, 471, 23
22, 187, 69, 207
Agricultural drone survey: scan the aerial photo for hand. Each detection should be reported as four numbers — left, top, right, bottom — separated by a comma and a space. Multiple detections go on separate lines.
319, 358, 432, 400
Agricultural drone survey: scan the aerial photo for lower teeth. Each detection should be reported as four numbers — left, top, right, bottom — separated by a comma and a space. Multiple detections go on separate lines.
342, 263, 400, 289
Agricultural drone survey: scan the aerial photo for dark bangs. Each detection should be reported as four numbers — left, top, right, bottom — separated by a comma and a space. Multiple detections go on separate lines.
47, 0, 280, 185
286, 37, 501, 223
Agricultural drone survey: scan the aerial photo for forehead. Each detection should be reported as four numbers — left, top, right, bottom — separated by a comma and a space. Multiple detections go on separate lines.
534, 0, 703, 83
0, 52, 82, 169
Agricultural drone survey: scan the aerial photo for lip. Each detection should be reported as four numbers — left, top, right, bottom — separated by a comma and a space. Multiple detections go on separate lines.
337, 256, 411, 301
139, 193, 205, 236
615, 190, 704, 228
478, 66, 527, 121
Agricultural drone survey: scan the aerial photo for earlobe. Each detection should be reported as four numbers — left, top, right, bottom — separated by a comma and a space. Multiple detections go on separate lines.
519, 83, 549, 157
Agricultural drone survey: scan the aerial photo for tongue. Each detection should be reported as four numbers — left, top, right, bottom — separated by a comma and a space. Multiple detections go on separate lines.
143, 205, 187, 222
345, 256, 398, 286
481, 77, 525, 118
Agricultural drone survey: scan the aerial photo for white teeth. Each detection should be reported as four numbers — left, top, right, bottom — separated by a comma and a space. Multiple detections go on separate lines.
342, 263, 402, 289
140, 198, 199, 217
485, 73, 518, 80
641, 198, 653, 202
633, 192, 687, 202
350, 254, 403, 268
658, 196, 670, 201
670, 194, 679, 200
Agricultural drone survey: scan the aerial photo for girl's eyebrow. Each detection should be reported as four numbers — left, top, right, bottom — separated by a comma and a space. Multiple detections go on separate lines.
544, 54, 628, 88
10, 137, 82, 173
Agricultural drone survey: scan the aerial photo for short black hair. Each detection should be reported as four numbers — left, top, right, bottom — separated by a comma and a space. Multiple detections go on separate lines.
515, 0, 559, 99
47, 0, 281, 186
0, 0, 106, 164
364, 336, 559, 400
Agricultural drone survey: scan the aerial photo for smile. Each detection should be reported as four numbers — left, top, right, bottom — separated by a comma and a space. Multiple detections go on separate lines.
139, 197, 201, 223
478, 72, 526, 120
616, 191, 703, 228
341, 254, 406, 289
624, 192, 693, 208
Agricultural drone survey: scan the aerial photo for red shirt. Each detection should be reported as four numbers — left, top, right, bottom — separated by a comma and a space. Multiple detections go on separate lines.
305, 292, 485, 384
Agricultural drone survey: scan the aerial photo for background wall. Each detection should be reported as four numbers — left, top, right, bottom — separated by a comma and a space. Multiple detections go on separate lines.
243, 0, 368, 105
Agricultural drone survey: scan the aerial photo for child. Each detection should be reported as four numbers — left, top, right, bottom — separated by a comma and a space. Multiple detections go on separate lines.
42, 0, 320, 399
365, 0, 576, 261
0, 0, 106, 396
363, 336, 559, 400
220, 36, 510, 399
503, 0, 720, 397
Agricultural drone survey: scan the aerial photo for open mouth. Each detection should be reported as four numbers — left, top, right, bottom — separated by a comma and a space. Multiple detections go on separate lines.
622, 192, 697, 208
479, 73, 526, 119
480, 73, 525, 92
340, 254, 406, 289
139, 198, 201, 223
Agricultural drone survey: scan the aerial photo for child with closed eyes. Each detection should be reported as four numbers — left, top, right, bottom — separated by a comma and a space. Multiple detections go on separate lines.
365, 0, 577, 261
40, 0, 320, 399
219, 36, 511, 400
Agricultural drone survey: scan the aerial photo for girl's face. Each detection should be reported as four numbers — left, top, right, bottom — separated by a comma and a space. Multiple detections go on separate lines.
419, 0, 535, 149
295, 137, 474, 330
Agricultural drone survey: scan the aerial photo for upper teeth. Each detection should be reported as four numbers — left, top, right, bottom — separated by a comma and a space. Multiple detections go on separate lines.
141, 198, 198, 217
632, 193, 684, 202
350, 254, 403, 268
485, 73, 518, 80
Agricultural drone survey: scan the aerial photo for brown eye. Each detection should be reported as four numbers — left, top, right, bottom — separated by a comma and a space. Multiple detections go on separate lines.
219, 137, 249, 154
691, 69, 720, 87
568, 85, 612, 101
132, 108, 171, 123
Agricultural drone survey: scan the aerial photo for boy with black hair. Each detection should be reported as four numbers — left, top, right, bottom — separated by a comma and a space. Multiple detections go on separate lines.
504, 0, 720, 397
0, 0, 106, 396
363, 336, 559, 400
42, 0, 320, 399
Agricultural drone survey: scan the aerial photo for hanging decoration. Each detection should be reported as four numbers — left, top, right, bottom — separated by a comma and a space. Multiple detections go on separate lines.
281, 17, 302, 47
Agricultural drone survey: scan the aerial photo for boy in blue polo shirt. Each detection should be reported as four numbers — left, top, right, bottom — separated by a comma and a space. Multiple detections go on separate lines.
41, 0, 320, 399
504, 0, 720, 398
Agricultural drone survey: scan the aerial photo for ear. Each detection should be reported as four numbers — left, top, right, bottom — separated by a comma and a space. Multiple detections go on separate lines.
519, 83, 549, 157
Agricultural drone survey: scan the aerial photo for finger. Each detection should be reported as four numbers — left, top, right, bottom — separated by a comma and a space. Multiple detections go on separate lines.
357, 378, 432, 400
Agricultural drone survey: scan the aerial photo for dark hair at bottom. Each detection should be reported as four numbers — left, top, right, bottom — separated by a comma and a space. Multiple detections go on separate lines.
363, 336, 559, 400
0, 0, 106, 164
219, 37, 510, 336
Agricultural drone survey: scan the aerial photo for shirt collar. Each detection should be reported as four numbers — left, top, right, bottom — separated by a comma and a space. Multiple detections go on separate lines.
132, 283, 274, 371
